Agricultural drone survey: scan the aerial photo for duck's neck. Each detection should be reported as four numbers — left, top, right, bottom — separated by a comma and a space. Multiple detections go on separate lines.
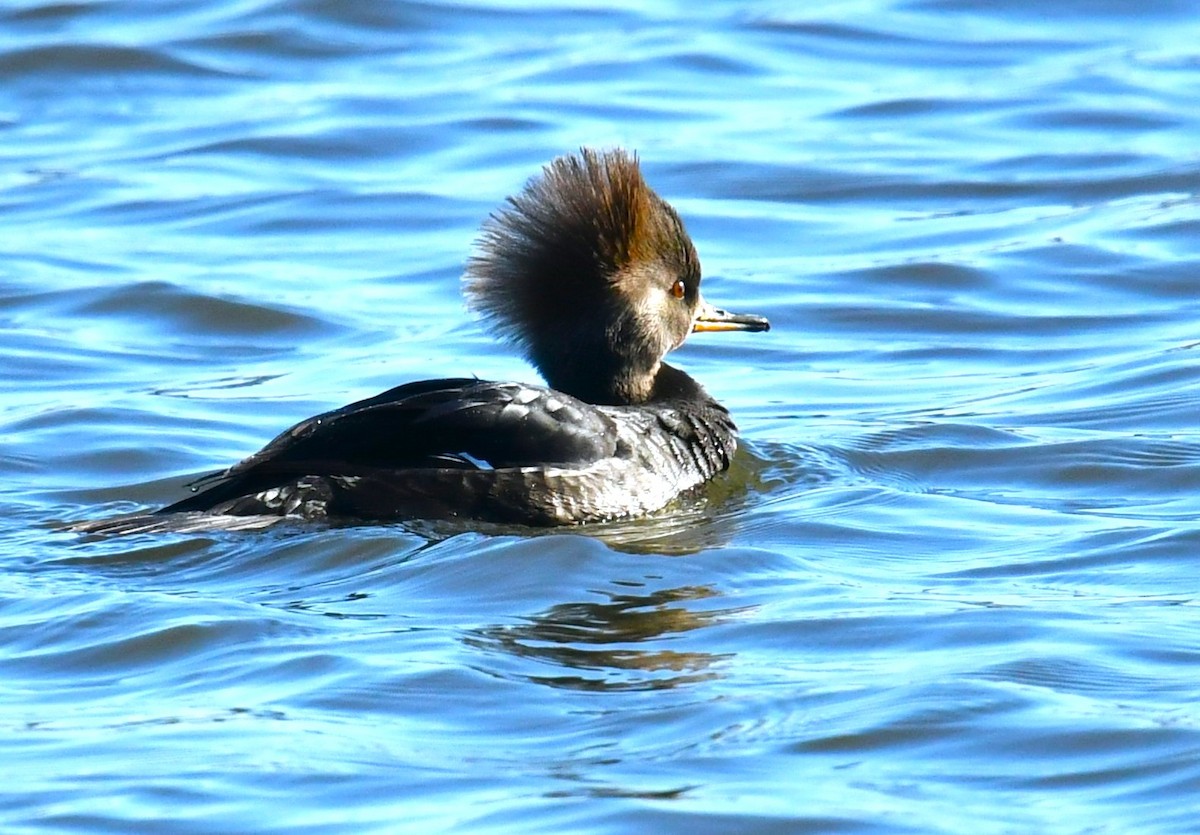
544, 358, 711, 407
646, 362, 712, 405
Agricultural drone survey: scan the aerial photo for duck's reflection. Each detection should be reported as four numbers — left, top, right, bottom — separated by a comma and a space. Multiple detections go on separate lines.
466, 584, 746, 691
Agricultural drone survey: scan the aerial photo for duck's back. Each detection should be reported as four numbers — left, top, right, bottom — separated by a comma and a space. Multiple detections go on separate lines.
141, 376, 738, 528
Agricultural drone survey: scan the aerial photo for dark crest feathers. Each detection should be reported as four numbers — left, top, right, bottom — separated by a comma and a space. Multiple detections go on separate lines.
463, 148, 696, 354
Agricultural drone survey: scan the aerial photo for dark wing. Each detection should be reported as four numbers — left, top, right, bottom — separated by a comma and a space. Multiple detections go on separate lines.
161, 378, 619, 512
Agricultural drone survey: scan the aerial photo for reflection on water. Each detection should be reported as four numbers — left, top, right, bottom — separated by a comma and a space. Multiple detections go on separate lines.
467, 585, 741, 692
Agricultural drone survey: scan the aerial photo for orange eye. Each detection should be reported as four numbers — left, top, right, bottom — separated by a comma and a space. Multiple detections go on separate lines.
671, 279, 686, 299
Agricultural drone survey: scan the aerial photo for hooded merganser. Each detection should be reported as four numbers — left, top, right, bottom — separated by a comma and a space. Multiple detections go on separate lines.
77, 148, 768, 532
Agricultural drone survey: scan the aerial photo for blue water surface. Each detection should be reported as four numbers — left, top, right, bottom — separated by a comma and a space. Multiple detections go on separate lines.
2, 1, 1199, 832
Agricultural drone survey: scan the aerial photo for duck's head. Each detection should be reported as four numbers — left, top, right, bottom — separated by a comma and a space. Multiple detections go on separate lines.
464, 148, 768, 405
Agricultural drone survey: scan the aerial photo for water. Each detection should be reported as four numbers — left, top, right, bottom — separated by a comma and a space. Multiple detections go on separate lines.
3, 0, 1199, 831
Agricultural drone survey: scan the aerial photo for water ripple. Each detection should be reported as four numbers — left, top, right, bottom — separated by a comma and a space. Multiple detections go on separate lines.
3, 0, 1200, 831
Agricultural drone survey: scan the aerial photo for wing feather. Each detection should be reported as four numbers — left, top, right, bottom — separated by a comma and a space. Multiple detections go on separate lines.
164, 379, 619, 513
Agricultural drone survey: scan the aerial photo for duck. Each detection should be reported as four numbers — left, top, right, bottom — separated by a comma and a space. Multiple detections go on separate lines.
75, 148, 768, 533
